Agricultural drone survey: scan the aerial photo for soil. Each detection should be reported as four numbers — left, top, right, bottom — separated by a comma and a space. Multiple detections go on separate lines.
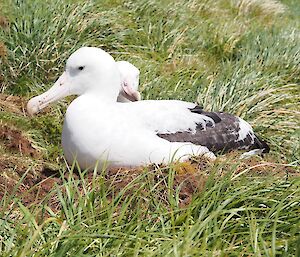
0, 93, 27, 114
0, 156, 61, 211
0, 125, 39, 157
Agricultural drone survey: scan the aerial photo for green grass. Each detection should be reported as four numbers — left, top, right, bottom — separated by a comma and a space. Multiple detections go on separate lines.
0, 0, 300, 255
0, 164, 299, 256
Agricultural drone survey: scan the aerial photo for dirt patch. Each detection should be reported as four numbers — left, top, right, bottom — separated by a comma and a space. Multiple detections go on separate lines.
0, 155, 61, 211
0, 94, 27, 115
0, 124, 39, 157
21, 169, 62, 211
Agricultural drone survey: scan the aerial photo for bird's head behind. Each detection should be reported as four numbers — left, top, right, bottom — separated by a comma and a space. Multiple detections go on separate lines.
116, 60, 141, 102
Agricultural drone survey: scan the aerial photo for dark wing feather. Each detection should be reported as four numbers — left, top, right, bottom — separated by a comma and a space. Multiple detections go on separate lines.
157, 106, 269, 153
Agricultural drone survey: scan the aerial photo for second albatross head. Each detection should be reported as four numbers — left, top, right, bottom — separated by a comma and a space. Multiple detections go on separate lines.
27, 47, 141, 115
116, 60, 141, 102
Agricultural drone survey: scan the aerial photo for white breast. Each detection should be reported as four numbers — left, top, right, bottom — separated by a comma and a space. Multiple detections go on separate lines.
62, 96, 214, 170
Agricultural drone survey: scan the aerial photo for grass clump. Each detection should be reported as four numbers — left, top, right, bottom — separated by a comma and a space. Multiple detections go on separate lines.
0, 163, 299, 256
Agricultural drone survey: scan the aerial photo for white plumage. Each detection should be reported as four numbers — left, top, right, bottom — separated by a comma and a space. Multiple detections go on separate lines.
27, 47, 215, 170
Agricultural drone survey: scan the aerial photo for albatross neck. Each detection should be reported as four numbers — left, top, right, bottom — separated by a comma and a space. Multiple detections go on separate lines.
83, 91, 119, 104
80, 71, 121, 103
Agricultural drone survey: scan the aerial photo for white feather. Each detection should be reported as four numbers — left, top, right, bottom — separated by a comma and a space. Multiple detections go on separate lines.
237, 117, 254, 141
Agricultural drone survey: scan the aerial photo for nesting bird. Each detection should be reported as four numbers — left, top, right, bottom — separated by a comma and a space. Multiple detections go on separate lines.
27, 47, 269, 170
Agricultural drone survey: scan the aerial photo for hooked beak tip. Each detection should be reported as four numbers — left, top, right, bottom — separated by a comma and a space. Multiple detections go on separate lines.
27, 97, 40, 116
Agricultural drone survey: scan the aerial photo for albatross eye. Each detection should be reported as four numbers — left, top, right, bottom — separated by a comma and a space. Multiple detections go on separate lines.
78, 66, 85, 71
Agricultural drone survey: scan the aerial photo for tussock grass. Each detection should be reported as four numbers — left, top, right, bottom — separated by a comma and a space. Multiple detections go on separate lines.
0, 0, 299, 255
0, 163, 299, 256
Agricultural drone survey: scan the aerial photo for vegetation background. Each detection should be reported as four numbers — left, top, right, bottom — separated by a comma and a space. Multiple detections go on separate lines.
0, 0, 299, 256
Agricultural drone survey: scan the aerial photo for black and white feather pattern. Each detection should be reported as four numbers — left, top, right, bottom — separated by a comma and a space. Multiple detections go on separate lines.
157, 106, 270, 154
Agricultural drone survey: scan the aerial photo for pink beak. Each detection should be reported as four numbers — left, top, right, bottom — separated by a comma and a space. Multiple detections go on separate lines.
121, 82, 141, 102
27, 72, 70, 115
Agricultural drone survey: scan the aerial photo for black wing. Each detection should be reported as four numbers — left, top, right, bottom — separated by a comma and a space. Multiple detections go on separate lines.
157, 106, 269, 154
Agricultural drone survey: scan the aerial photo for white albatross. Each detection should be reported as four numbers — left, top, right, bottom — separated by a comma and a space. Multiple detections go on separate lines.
27, 47, 217, 170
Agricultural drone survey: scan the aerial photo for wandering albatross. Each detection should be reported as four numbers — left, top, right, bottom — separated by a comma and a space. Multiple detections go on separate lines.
27, 47, 269, 170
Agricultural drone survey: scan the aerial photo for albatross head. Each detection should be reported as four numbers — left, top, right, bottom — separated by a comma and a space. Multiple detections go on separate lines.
28, 47, 138, 115
116, 61, 141, 102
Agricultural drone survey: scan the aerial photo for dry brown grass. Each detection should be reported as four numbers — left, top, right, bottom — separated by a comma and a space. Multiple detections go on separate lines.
0, 93, 27, 114
236, 0, 286, 15
0, 16, 9, 29
0, 41, 7, 59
